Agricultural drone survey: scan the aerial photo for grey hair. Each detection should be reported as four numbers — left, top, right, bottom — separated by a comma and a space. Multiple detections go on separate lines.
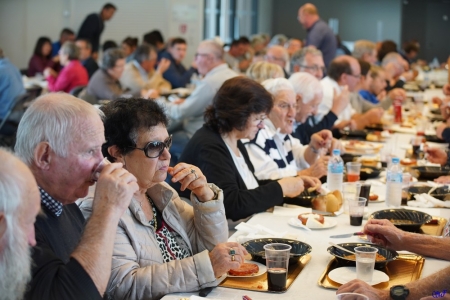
352, 40, 376, 60
290, 47, 323, 73
268, 34, 288, 47
15, 93, 104, 165
381, 52, 402, 67
102, 47, 125, 70
261, 77, 295, 98
251, 35, 265, 47
0, 148, 23, 221
288, 72, 322, 104
199, 40, 224, 60
60, 41, 80, 60
133, 44, 156, 64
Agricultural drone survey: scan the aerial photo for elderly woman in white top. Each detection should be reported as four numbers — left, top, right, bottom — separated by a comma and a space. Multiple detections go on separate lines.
244, 77, 333, 180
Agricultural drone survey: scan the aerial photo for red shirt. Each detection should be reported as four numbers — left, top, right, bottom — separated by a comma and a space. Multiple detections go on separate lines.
46, 60, 88, 93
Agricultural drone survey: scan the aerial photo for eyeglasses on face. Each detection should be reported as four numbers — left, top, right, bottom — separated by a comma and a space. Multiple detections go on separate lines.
277, 103, 297, 111
253, 115, 267, 126
128, 135, 173, 158
194, 53, 210, 59
299, 64, 326, 73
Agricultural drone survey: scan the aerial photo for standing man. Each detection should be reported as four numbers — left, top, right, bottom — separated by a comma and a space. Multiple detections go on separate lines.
298, 3, 336, 68
0, 149, 41, 300
15, 93, 138, 299
160, 38, 197, 89
77, 3, 117, 59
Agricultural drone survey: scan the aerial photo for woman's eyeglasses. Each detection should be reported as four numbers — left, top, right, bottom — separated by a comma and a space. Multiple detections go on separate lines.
128, 135, 173, 158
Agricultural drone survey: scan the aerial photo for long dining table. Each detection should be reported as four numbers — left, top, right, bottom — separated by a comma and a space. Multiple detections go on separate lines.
162, 89, 450, 300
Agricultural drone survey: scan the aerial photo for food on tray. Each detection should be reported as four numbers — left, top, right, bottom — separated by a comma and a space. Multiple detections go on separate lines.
361, 167, 374, 174
345, 141, 383, 153
369, 193, 379, 201
360, 158, 379, 167
312, 190, 343, 213
366, 131, 390, 142
298, 213, 325, 227
345, 253, 386, 262
389, 219, 416, 225
228, 263, 259, 276
400, 158, 417, 166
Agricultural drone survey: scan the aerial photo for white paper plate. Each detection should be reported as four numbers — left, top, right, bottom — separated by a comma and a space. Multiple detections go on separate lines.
288, 217, 337, 230
328, 267, 389, 285
227, 260, 267, 278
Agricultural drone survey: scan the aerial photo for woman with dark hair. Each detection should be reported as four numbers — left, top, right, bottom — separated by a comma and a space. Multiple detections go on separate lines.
27, 36, 55, 76
79, 98, 246, 299
44, 41, 89, 92
377, 40, 397, 63
121, 36, 138, 62
177, 77, 318, 223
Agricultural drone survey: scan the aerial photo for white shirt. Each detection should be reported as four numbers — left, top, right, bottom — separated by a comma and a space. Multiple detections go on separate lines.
223, 140, 259, 190
316, 76, 354, 124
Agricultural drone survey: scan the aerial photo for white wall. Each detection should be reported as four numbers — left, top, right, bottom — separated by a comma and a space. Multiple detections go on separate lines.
0, 0, 204, 69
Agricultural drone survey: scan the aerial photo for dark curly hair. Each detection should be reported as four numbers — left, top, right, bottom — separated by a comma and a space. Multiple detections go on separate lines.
204, 77, 273, 134
100, 98, 168, 162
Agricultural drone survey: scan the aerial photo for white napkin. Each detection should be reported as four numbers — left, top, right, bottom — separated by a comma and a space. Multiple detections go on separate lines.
234, 222, 300, 243
409, 193, 450, 208
273, 205, 312, 216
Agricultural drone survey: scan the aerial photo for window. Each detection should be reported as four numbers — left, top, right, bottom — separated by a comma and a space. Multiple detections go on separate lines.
204, 0, 258, 44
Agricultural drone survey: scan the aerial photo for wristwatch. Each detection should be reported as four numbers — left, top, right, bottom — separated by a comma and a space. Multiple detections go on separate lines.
390, 285, 409, 300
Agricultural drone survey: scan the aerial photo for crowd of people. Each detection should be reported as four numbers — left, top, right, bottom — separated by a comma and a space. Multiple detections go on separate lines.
1, 1, 450, 300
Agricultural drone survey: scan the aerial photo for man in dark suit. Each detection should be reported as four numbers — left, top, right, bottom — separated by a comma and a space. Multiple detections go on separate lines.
75, 39, 99, 79
77, 3, 117, 59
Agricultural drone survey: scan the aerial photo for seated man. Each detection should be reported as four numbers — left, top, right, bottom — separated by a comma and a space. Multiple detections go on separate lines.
0, 48, 25, 129
265, 45, 290, 78
0, 148, 40, 300
285, 38, 302, 58
44, 41, 89, 93
160, 37, 197, 88
51, 28, 75, 58
75, 39, 99, 79
156, 40, 238, 163
290, 46, 325, 80
224, 38, 247, 72
337, 219, 450, 299
289, 72, 347, 145
352, 40, 377, 65
15, 93, 138, 299
120, 44, 171, 96
317, 55, 384, 130
244, 78, 333, 180
86, 48, 126, 101
381, 52, 408, 91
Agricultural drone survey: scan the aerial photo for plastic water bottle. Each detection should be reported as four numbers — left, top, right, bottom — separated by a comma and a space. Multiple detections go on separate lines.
327, 149, 343, 192
385, 157, 403, 207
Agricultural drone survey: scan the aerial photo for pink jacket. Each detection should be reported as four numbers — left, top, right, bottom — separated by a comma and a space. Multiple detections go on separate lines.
47, 60, 88, 93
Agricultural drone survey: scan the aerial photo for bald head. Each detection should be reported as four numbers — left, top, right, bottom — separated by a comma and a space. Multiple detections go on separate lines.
298, 3, 319, 29
265, 45, 289, 69
328, 55, 361, 91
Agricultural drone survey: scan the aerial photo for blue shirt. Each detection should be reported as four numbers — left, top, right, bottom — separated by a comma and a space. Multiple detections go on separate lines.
160, 51, 197, 89
0, 58, 25, 119
51, 41, 61, 57
306, 19, 337, 68
359, 90, 379, 104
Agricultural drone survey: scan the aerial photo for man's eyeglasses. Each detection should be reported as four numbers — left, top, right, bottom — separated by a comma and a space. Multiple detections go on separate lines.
299, 64, 326, 73
265, 55, 285, 63
194, 53, 210, 59
277, 103, 297, 111
128, 135, 172, 158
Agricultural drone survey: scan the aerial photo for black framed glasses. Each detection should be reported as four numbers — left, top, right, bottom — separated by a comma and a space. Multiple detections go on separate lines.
128, 135, 172, 158
299, 64, 326, 74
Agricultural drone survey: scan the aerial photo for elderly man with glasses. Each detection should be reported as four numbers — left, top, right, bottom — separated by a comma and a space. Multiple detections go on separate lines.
264, 45, 290, 78
290, 47, 326, 80
317, 55, 384, 130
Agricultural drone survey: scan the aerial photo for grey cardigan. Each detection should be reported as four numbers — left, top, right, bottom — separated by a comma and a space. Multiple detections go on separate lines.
79, 182, 227, 300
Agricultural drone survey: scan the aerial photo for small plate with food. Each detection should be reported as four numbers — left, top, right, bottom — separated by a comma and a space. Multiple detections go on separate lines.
328, 267, 389, 286
227, 260, 267, 278
288, 214, 337, 230
342, 140, 383, 155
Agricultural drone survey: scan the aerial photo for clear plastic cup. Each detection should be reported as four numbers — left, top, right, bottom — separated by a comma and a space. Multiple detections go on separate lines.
263, 243, 291, 292
92, 157, 111, 181
348, 197, 367, 226
346, 162, 361, 182
355, 246, 378, 282
342, 182, 362, 214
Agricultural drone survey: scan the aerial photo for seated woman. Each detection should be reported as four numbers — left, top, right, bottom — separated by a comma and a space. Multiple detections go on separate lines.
44, 41, 89, 93
121, 36, 138, 62
246, 61, 284, 83
244, 77, 332, 180
79, 98, 246, 299
177, 77, 319, 223
27, 36, 56, 77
